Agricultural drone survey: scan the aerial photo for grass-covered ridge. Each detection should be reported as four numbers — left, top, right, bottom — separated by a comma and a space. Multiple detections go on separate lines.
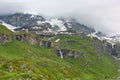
0, 24, 13, 34
0, 25, 119, 80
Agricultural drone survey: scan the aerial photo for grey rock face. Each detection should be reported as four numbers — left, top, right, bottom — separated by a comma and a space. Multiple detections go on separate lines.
112, 44, 120, 57
14, 34, 52, 48
0, 13, 45, 28
92, 37, 120, 58
64, 21, 95, 34
0, 13, 95, 35
0, 33, 120, 58
0, 33, 52, 48
56, 49, 86, 59
0, 34, 12, 44
95, 32, 106, 37
14, 34, 38, 45
93, 38, 113, 55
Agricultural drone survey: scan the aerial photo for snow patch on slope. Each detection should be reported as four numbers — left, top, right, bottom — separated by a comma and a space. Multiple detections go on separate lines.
46, 18, 67, 31
55, 39, 60, 42
30, 14, 35, 18
87, 31, 102, 40
0, 20, 17, 32
88, 31, 120, 46
37, 21, 46, 25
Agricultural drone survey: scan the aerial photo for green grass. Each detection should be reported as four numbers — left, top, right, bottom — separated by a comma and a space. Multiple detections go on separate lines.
0, 26, 119, 80
0, 39, 119, 80
0, 25, 13, 34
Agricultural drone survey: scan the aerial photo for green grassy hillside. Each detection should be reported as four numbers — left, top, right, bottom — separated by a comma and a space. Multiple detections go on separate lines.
0, 25, 119, 80
0, 25, 13, 34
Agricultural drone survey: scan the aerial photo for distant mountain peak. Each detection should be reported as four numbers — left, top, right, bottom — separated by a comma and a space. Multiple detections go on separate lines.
2, 13, 120, 45
0, 13, 45, 27
0, 13, 95, 35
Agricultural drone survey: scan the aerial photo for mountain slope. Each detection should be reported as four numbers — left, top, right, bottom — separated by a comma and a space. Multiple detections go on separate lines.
0, 13, 95, 35
0, 24, 13, 34
0, 25, 120, 80
0, 39, 119, 80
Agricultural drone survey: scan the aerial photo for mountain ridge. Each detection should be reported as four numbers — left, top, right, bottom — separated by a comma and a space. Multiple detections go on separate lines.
0, 22, 120, 80
1, 13, 120, 47
0, 13, 95, 35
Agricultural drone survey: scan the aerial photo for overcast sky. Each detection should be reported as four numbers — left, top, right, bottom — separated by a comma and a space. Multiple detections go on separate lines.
0, 0, 120, 35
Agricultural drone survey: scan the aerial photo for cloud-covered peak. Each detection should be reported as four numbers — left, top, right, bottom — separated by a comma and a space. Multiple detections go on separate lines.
0, 0, 120, 35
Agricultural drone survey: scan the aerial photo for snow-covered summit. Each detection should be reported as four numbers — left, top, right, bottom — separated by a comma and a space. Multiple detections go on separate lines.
88, 31, 120, 45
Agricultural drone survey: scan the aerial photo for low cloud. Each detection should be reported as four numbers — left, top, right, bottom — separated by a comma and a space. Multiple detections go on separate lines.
0, 0, 26, 15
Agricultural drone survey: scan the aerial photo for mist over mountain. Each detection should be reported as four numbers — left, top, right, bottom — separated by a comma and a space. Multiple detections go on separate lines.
0, 0, 120, 35
0, 13, 95, 35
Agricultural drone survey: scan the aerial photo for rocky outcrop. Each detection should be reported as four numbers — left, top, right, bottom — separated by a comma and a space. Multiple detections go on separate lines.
0, 13, 45, 28
0, 34, 12, 44
14, 34, 52, 48
1, 33, 120, 58
14, 34, 38, 45
93, 39, 113, 55
64, 20, 95, 34
0, 33, 52, 48
112, 44, 120, 57
56, 49, 86, 59
41, 41, 51, 48
92, 37, 120, 58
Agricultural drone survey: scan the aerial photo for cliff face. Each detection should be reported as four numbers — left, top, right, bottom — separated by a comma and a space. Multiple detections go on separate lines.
0, 33, 86, 59
0, 13, 95, 35
56, 49, 86, 59
0, 33, 52, 48
92, 37, 120, 58
54, 36, 120, 59
0, 13, 45, 28
0, 33, 120, 59
93, 38, 112, 55
0, 34, 12, 44
113, 44, 120, 57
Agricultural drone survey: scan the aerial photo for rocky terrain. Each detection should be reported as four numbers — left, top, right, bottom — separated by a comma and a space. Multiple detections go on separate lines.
0, 30, 120, 59
0, 13, 120, 80
1, 13, 120, 59
0, 13, 95, 35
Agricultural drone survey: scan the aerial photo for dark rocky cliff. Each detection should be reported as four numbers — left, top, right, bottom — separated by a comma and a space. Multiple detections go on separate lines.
0, 13, 45, 27
56, 49, 86, 59
92, 37, 120, 58
0, 34, 12, 44
0, 33, 120, 59
0, 33, 52, 48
